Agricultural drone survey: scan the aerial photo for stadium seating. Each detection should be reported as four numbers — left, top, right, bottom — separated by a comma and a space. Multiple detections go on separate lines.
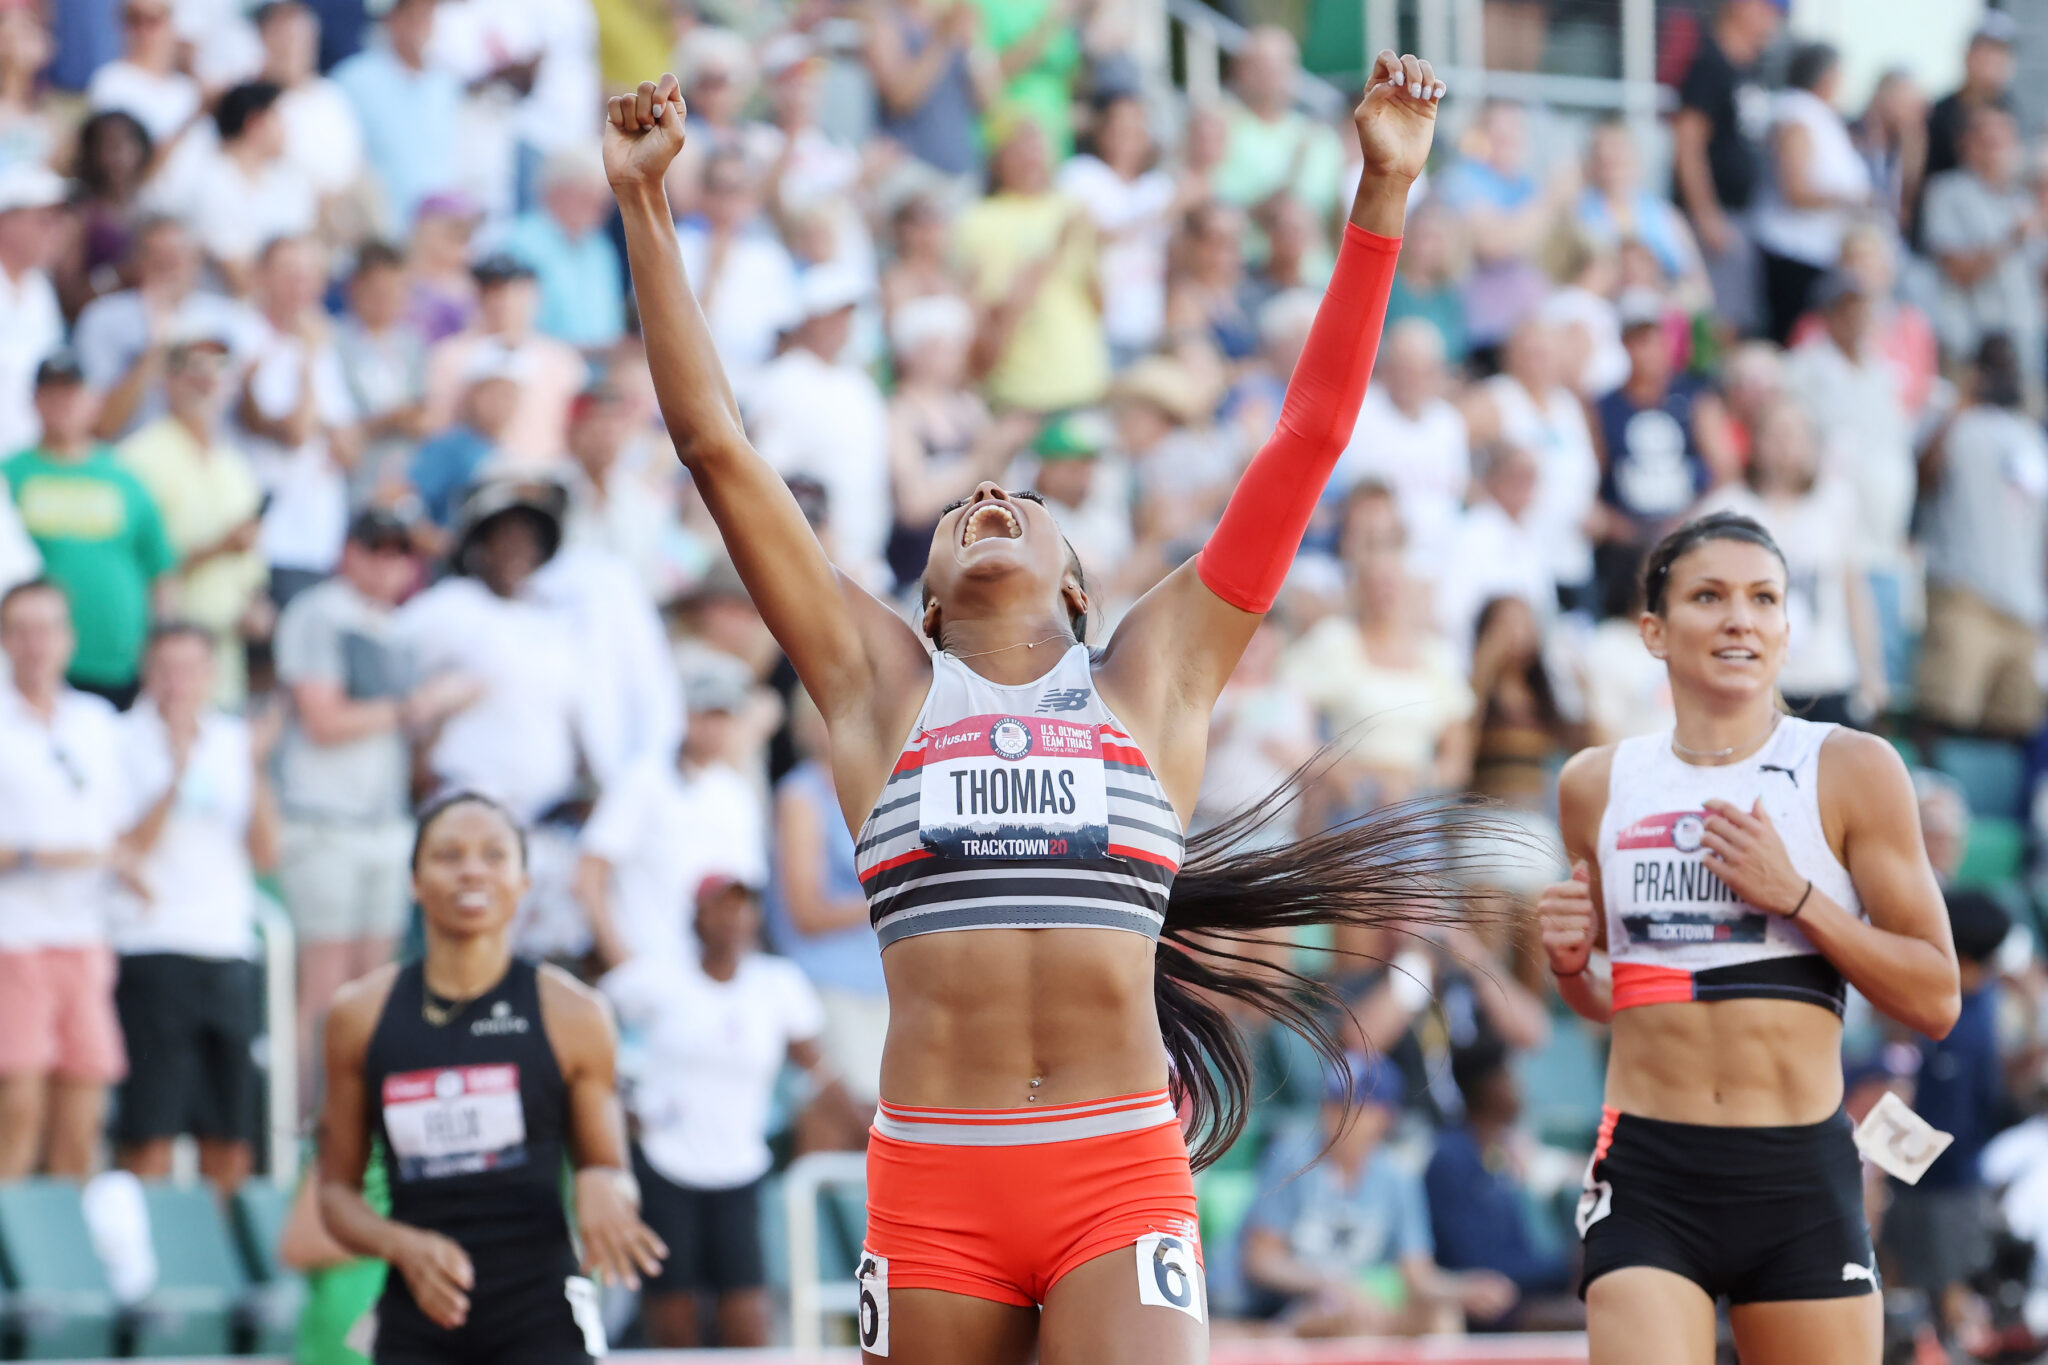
130, 1183, 247, 1357
0, 1180, 119, 1360
1931, 737, 2029, 821
1515, 1013, 1608, 1152
232, 1180, 307, 1354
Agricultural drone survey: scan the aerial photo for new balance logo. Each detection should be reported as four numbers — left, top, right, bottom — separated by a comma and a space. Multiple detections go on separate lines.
1761, 764, 1798, 787
1036, 689, 1092, 713
1841, 1260, 1877, 1285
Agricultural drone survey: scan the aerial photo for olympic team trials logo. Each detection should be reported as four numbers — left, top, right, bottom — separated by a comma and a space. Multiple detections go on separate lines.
989, 718, 1034, 761
1670, 813, 1705, 853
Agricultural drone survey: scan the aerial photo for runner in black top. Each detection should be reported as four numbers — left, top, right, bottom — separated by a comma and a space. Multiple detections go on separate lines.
317, 792, 665, 1365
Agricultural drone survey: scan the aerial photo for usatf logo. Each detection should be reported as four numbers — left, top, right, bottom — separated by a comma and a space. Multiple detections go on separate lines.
1035, 688, 1092, 713
989, 718, 1033, 761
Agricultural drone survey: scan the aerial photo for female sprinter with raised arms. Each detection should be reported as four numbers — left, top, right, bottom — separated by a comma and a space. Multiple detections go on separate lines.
604, 55, 1445, 1364
1539, 512, 1959, 1365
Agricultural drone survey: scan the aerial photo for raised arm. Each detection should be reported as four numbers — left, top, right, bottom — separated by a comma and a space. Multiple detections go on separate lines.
1096, 52, 1441, 809
604, 78, 929, 775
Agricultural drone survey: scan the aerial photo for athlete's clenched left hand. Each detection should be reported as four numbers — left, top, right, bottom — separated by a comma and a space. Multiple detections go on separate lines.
1700, 798, 1807, 917
576, 1166, 667, 1290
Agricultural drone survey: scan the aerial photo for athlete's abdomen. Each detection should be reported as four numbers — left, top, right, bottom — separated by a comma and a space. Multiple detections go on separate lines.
877, 927, 1169, 1108
1606, 995, 1847, 1126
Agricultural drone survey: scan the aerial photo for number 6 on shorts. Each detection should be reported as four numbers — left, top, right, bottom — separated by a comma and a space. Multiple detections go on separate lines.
856, 1250, 889, 1357
1134, 1231, 1205, 1323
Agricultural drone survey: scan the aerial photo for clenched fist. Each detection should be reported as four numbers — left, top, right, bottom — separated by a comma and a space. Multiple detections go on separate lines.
1538, 860, 1598, 978
604, 73, 688, 192
1353, 50, 1446, 185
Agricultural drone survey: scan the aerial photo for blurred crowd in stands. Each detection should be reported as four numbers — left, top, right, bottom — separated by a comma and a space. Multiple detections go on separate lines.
1, 0, 2047, 1355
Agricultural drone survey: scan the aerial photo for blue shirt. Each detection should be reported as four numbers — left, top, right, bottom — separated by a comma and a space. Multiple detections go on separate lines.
332, 48, 462, 234
1424, 1126, 1572, 1295
1245, 1130, 1432, 1280
1911, 984, 2002, 1189
497, 212, 626, 350
409, 426, 495, 528
765, 761, 885, 996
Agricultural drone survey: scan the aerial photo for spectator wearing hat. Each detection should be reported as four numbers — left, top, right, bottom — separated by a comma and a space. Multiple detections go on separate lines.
422, 253, 589, 466
1024, 409, 1132, 600
957, 114, 1109, 412
236, 235, 360, 603
495, 148, 626, 350
117, 327, 269, 704
0, 160, 65, 459
83, 0, 199, 147
407, 346, 524, 535
573, 661, 768, 970
601, 871, 850, 1348
4, 354, 174, 707
333, 241, 429, 506
0, 579, 128, 1178
1917, 333, 2048, 739
108, 623, 278, 1193
272, 508, 477, 1114
74, 217, 263, 442
1587, 289, 1735, 611
332, 0, 462, 237
1212, 27, 1344, 278
1335, 317, 1471, 578
676, 148, 802, 386
741, 262, 892, 583
155, 79, 318, 296
1922, 104, 2043, 376
863, 0, 995, 183
1884, 890, 2013, 1345
253, 1, 363, 205
1923, 14, 2018, 211
1670, 0, 1785, 337
1242, 1055, 1516, 1335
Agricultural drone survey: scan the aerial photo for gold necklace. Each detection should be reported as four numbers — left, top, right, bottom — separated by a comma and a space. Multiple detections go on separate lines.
945, 633, 1072, 662
1671, 712, 1780, 763
421, 983, 481, 1028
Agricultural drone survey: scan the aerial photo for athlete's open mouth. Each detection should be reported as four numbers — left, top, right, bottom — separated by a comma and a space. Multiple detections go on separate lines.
961, 501, 1023, 548
1713, 648, 1759, 661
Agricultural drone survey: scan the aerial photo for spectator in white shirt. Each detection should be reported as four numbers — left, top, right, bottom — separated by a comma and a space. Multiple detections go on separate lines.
0, 161, 64, 459
108, 623, 277, 1191
560, 382, 672, 597
84, 0, 200, 148
0, 580, 127, 1178
1438, 440, 1556, 659
1922, 105, 2044, 377
158, 81, 318, 297
741, 263, 892, 583
1057, 89, 1180, 363
602, 873, 850, 1348
76, 216, 262, 442
574, 667, 770, 970
677, 148, 801, 387
237, 234, 361, 600
1470, 317, 1600, 612
1337, 318, 1471, 578
254, 1, 365, 204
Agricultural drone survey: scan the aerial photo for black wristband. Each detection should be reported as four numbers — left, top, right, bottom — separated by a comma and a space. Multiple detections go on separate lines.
1785, 880, 1813, 921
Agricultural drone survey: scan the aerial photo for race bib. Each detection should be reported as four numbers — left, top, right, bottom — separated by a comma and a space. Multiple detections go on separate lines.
382, 1064, 528, 1181
856, 1250, 889, 1357
917, 715, 1109, 861
1613, 809, 1768, 949
1134, 1231, 1205, 1323
1854, 1091, 1954, 1186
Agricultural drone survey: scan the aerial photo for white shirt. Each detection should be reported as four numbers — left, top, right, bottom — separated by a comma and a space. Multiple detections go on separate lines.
1540, 285, 1629, 398
73, 288, 265, 438
676, 224, 800, 385
1335, 386, 1471, 577
526, 547, 682, 790
604, 951, 823, 1190
0, 492, 38, 594
149, 149, 317, 270
280, 79, 365, 195
1057, 156, 1175, 351
238, 327, 358, 574
1436, 499, 1556, 662
85, 62, 201, 145
0, 687, 122, 949
397, 576, 587, 824
1699, 481, 1863, 697
580, 755, 767, 965
742, 346, 892, 580
1780, 338, 1915, 573
108, 704, 257, 959
0, 263, 62, 457
1485, 374, 1600, 589
1753, 88, 1871, 267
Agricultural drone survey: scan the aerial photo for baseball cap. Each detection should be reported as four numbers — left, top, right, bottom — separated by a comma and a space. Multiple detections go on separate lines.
1974, 10, 2018, 46
346, 507, 412, 552
471, 253, 538, 287
695, 870, 764, 904
0, 162, 65, 215
34, 349, 84, 388
164, 315, 233, 355
795, 262, 872, 323
1034, 410, 1111, 462
1616, 287, 1666, 333
1110, 356, 1205, 424
760, 31, 819, 80
684, 665, 750, 715
1325, 1053, 1405, 1110
415, 191, 482, 225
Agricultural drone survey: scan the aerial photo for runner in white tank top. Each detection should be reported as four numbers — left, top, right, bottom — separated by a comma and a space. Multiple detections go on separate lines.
1538, 512, 1958, 1365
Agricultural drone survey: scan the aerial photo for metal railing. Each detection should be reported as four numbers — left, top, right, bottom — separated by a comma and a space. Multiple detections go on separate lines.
784, 1151, 869, 1353
255, 893, 297, 1186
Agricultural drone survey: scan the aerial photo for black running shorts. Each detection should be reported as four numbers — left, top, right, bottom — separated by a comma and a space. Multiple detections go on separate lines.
633, 1145, 766, 1296
112, 954, 261, 1145
1578, 1107, 1878, 1304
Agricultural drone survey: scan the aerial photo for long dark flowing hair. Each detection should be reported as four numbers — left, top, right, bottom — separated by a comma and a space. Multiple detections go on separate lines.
1153, 764, 1528, 1169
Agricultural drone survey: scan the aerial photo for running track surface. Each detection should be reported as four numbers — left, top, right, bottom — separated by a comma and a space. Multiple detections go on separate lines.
61, 1338, 1590, 1364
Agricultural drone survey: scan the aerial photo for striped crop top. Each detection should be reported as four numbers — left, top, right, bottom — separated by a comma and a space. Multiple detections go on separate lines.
855, 644, 1185, 948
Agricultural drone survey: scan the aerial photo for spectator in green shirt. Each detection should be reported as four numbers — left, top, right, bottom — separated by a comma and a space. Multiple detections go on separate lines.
1213, 26, 1347, 279
970, 0, 1085, 158
2, 352, 173, 707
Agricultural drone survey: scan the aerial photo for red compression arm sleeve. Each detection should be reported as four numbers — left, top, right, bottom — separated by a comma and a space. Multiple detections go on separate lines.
1196, 223, 1401, 614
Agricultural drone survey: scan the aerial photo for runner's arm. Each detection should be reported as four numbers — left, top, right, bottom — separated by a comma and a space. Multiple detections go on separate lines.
605, 78, 928, 736
1547, 747, 1614, 1024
